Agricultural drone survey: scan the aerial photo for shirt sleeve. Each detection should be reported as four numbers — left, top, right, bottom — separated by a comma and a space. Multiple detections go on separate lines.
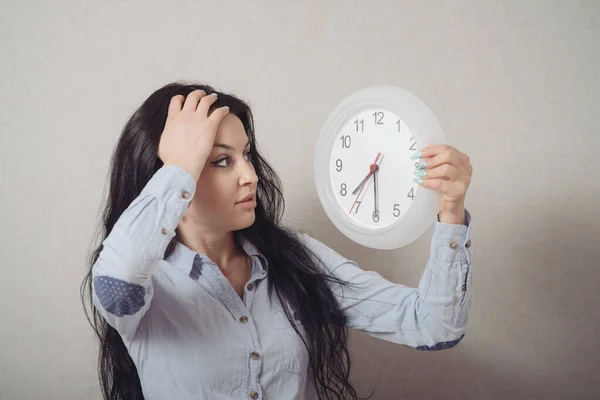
91, 165, 196, 340
300, 209, 473, 351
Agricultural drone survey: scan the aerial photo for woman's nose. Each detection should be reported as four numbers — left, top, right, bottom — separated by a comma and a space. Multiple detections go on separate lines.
239, 162, 258, 185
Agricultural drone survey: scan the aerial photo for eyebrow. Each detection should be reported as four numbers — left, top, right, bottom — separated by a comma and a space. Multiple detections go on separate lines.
213, 140, 250, 151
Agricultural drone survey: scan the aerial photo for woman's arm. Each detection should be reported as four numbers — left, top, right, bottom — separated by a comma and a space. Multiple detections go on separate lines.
91, 165, 196, 340
301, 209, 473, 351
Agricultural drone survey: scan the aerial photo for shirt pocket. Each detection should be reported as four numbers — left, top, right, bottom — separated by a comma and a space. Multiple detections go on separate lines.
268, 299, 309, 375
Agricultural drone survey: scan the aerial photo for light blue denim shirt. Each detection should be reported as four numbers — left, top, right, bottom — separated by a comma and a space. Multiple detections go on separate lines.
92, 165, 473, 400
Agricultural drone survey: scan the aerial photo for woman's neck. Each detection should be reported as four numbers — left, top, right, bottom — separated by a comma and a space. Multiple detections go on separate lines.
178, 226, 244, 271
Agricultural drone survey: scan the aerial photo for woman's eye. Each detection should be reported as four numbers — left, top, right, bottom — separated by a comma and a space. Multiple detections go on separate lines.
215, 157, 229, 167
214, 153, 250, 167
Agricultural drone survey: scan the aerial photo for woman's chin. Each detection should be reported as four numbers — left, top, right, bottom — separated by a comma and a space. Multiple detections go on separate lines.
231, 212, 255, 231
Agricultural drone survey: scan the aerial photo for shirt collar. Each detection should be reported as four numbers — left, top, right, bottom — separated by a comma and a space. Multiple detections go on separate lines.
166, 234, 268, 277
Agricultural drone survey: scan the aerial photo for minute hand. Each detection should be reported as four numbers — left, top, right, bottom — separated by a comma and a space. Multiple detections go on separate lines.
373, 165, 379, 216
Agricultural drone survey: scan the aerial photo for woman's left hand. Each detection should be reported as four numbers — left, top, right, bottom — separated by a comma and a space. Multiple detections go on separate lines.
413, 144, 472, 225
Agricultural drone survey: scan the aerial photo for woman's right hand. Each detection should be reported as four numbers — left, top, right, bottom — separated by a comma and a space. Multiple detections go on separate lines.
158, 89, 230, 181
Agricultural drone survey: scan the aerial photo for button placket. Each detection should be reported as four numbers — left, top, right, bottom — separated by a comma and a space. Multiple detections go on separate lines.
248, 346, 263, 400
464, 236, 473, 265
244, 276, 261, 306
195, 249, 265, 398
460, 236, 471, 305
243, 257, 267, 308
159, 187, 192, 237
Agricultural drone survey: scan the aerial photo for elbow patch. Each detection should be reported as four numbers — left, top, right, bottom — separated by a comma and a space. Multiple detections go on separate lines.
93, 276, 146, 317
413, 333, 465, 351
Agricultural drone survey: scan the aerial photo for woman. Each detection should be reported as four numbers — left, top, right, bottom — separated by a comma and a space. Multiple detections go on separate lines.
81, 82, 474, 400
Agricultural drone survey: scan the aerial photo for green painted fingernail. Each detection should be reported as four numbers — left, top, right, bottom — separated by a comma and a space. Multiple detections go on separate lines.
411, 152, 422, 159
415, 162, 427, 169
413, 177, 423, 184
414, 170, 427, 177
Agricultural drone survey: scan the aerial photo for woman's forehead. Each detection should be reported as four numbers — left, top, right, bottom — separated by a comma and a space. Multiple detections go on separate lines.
214, 114, 249, 150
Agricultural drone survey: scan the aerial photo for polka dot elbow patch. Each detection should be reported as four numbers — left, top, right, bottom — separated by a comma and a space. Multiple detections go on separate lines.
93, 276, 146, 317
413, 333, 465, 351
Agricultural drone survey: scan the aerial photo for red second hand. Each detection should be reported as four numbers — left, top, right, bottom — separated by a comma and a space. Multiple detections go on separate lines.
349, 152, 381, 214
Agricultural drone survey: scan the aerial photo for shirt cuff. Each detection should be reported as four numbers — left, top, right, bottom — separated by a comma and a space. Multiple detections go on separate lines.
430, 209, 472, 263
141, 164, 197, 200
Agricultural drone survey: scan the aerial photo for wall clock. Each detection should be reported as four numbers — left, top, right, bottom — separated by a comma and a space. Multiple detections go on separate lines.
314, 85, 446, 249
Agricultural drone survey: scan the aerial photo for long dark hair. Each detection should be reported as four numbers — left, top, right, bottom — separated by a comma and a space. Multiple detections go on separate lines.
81, 81, 371, 400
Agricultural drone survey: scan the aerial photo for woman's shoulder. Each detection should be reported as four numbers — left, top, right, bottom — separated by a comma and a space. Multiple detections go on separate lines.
286, 228, 347, 265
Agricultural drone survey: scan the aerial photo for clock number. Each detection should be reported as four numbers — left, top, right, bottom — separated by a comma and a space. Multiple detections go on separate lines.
354, 119, 364, 132
372, 210, 380, 222
393, 204, 400, 217
396, 119, 401, 132
407, 188, 415, 200
340, 135, 351, 149
409, 136, 417, 151
340, 183, 347, 196
336, 159, 343, 172
373, 111, 384, 125
355, 201, 361, 213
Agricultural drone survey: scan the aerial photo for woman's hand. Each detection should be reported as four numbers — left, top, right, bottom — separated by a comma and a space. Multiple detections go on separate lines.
158, 89, 230, 181
413, 144, 473, 225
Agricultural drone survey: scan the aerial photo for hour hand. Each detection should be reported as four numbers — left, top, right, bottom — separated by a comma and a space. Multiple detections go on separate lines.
352, 171, 373, 195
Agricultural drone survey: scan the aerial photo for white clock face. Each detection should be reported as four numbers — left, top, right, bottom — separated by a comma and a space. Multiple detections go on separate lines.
329, 107, 420, 230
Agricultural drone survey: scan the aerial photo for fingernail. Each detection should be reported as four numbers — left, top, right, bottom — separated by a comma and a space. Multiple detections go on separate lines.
415, 162, 427, 170
414, 170, 427, 177
224, 106, 230, 109
413, 177, 423, 184
210, 93, 218, 97
411, 152, 422, 160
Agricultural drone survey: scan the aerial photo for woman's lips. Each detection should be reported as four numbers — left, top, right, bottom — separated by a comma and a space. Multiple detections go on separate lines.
236, 198, 256, 208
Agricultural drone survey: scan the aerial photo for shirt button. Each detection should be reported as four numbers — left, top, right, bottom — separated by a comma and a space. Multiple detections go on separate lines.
250, 351, 260, 360
250, 391, 259, 399
160, 228, 169, 235
465, 239, 471, 248
449, 241, 458, 249
239, 315, 249, 324
182, 191, 191, 199
247, 283, 254, 291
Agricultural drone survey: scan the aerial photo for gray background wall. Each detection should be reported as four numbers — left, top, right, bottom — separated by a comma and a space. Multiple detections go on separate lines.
1, 1, 598, 399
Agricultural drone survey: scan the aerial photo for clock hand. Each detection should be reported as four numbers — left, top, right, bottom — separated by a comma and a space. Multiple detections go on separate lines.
349, 152, 382, 214
352, 171, 373, 196
351, 152, 382, 195
373, 164, 379, 219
